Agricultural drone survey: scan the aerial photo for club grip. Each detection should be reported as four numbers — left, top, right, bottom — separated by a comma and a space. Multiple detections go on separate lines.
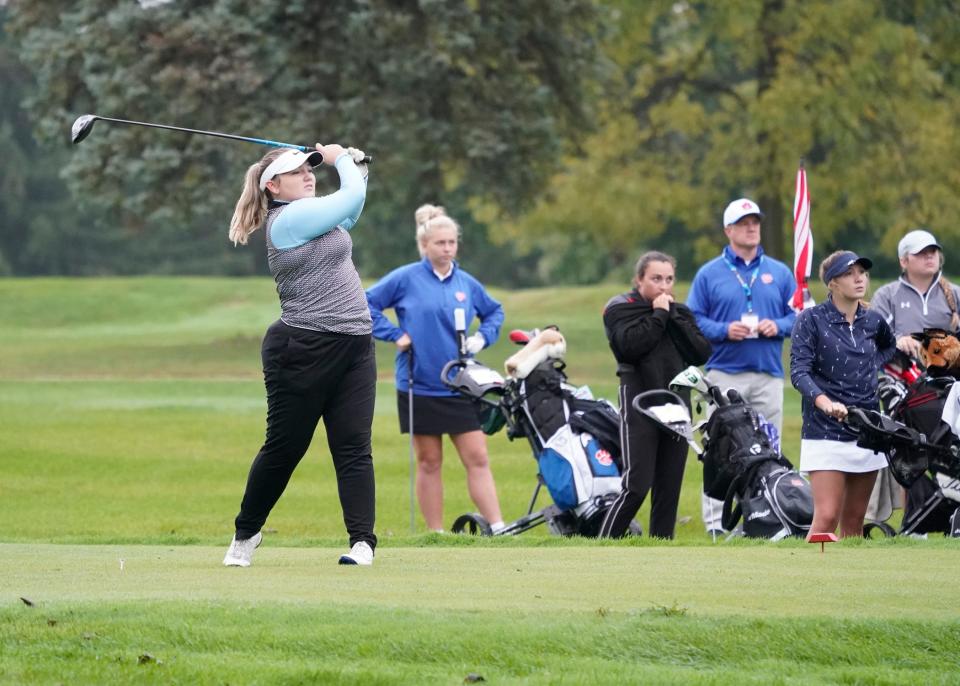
306, 146, 373, 164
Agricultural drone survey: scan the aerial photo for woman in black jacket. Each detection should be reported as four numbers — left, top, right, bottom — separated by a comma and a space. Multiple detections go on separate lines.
599, 251, 712, 538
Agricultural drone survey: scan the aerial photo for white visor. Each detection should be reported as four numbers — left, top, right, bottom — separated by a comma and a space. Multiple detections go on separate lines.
259, 149, 323, 191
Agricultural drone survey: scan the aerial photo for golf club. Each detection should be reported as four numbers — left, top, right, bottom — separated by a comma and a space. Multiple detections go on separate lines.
70, 114, 372, 162
407, 347, 416, 534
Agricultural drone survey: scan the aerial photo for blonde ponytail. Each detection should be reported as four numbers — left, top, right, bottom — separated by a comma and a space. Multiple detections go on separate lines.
414, 203, 460, 256
939, 276, 960, 331
228, 148, 286, 246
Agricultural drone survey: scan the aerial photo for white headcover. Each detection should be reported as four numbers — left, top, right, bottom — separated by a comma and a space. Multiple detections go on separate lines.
504, 329, 567, 379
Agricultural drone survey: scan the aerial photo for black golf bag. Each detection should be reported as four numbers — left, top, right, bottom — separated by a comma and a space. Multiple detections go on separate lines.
701, 391, 813, 539
853, 375, 960, 536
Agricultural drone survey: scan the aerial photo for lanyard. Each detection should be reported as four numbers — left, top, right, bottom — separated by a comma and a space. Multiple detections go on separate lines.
723, 254, 763, 313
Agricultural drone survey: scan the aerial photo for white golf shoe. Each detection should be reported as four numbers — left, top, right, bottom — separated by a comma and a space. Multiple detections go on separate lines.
338, 541, 374, 566
223, 531, 262, 567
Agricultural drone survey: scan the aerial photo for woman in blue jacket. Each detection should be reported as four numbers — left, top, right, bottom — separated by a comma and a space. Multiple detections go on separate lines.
366, 205, 505, 533
790, 251, 896, 537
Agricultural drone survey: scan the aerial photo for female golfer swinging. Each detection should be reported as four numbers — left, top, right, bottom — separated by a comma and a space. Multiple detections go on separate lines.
223, 143, 377, 566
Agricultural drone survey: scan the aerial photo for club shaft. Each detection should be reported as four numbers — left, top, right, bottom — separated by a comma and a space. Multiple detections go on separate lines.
93, 116, 373, 162
95, 116, 309, 150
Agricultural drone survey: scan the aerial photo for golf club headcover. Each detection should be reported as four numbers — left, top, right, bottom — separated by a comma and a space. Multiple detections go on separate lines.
504, 328, 566, 379
912, 328, 960, 375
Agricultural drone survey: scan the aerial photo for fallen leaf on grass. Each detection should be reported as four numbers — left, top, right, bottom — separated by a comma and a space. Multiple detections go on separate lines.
464, 674, 485, 683
138, 653, 155, 665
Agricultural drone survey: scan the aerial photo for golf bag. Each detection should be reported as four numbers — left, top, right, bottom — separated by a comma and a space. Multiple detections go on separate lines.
847, 376, 960, 537
702, 391, 813, 539
442, 329, 635, 537
519, 363, 623, 510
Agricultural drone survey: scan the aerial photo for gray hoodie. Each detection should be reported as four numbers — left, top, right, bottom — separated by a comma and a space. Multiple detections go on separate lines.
871, 272, 960, 337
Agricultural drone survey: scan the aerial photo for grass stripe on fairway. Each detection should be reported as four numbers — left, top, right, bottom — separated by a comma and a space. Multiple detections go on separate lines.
2, 545, 959, 685
2, 543, 956, 620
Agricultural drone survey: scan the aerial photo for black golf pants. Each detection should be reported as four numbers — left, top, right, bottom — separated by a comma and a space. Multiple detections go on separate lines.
599, 382, 688, 539
234, 320, 377, 549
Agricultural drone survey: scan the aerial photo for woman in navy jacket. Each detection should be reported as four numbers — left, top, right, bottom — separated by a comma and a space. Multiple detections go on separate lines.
366, 205, 505, 533
790, 251, 896, 537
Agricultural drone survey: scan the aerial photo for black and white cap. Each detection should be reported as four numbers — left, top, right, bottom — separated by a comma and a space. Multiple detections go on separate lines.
259, 148, 323, 190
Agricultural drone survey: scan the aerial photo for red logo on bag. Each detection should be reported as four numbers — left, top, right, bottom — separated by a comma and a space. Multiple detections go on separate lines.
761, 273, 774, 284
595, 449, 613, 466
455, 291, 466, 302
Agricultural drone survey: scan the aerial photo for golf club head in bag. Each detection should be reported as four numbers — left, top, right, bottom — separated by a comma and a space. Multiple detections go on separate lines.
631, 389, 702, 455
668, 366, 710, 395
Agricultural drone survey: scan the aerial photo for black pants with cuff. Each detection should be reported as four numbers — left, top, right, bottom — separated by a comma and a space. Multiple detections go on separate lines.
233, 320, 377, 549
599, 381, 688, 539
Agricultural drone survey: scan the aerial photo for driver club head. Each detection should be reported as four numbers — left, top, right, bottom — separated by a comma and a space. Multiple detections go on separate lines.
71, 114, 98, 144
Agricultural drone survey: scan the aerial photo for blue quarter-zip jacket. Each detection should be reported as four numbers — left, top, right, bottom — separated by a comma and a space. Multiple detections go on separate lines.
790, 297, 896, 441
687, 246, 797, 377
366, 258, 504, 396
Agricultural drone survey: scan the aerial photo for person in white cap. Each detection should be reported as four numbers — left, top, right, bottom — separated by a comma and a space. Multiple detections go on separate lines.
223, 143, 378, 567
869, 229, 960, 525
872, 229, 960, 358
687, 198, 797, 536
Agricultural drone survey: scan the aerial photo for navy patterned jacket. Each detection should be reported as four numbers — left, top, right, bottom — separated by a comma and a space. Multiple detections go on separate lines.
790, 297, 896, 441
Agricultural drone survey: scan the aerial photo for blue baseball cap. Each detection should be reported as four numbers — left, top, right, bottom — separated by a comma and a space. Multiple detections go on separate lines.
823, 251, 873, 284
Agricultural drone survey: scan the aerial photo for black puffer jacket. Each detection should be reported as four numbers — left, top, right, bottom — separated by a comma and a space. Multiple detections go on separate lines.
603, 289, 712, 401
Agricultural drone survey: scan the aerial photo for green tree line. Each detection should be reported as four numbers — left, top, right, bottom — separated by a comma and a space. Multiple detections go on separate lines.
2, 1, 959, 284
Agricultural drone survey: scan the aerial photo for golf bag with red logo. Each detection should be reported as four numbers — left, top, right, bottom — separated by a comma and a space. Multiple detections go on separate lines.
442, 334, 638, 537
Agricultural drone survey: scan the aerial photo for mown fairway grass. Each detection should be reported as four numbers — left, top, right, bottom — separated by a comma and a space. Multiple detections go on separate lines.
1, 277, 956, 684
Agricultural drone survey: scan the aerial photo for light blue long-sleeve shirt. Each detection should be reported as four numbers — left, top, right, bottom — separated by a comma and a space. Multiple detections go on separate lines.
269, 153, 366, 250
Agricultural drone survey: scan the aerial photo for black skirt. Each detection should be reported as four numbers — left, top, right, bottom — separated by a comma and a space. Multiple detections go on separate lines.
397, 391, 482, 435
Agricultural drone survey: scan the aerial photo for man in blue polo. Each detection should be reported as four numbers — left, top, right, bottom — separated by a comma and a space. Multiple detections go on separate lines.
687, 198, 797, 535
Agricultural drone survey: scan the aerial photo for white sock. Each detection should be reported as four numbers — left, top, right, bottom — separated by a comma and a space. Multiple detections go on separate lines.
490, 521, 506, 533
431, 528, 445, 534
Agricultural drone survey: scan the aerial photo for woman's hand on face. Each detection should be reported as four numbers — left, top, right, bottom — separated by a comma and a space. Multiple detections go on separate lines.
316, 143, 347, 166
395, 333, 412, 352
652, 293, 673, 311
814, 394, 848, 420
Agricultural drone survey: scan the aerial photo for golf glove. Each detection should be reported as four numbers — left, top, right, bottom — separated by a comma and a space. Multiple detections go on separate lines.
465, 333, 485, 355
346, 147, 369, 180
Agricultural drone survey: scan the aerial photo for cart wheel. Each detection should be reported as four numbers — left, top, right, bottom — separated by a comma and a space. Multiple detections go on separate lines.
451, 513, 493, 536
863, 521, 896, 538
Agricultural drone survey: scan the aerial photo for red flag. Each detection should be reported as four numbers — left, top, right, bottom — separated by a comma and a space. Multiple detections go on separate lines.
791, 163, 814, 311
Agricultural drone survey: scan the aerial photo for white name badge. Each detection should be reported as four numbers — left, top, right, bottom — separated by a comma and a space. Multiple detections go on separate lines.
741, 312, 759, 338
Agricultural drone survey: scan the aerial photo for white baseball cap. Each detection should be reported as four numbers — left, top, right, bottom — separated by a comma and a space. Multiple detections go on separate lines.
723, 198, 764, 227
898, 229, 941, 258
259, 148, 323, 190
